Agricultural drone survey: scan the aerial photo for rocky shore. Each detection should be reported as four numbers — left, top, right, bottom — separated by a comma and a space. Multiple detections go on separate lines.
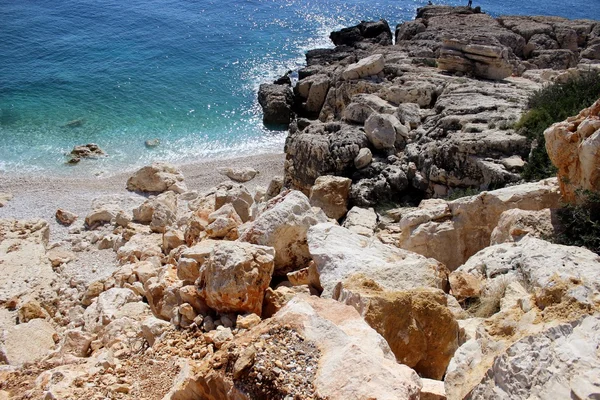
1, 5, 600, 400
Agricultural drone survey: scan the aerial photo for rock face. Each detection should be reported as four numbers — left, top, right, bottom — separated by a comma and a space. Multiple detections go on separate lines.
308, 175, 352, 220
308, 223, 449, 296
437, 37, 513, 80
239, 191, 327, 275
0, 319, 57, 366
330, 19, 393, 47
468, 315, 600, 399
0, 219, 54, 303
198, 241, 275, 315
544, 98, 600, 202
490, 208, 557, 245
397, 179, 561, 270
342, 54, 386, 80
168, 296, 422, 400
334, 275, 459, 380
126, 162, 187, 194
257, 83, 294, 125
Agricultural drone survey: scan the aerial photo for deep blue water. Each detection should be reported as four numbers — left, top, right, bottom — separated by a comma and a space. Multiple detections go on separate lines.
1, 0, 598, 175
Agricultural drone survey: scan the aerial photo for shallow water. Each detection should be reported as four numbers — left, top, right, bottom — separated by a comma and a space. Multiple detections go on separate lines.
0, 0, 598, 176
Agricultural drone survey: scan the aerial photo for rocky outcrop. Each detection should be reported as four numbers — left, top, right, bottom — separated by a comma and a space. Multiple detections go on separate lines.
490, 208, 557, 245
544, 98, 600, 202
168, 296, 422, 400
308, 223, 449, 296
308, 175, 352, 220
396, 179, 561, 270
239, 190, 327, 275
334, 275, 459, 380
437, 37, 513, 80
68, 143, 106, 163
126, 162, 187, 194
330, 19, 393, 47
257, 83, 294, 125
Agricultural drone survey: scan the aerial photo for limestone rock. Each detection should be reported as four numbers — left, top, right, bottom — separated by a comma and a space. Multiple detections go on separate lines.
342, 93, 396, 124
309, 175, 352, 220
206, 203, 242, 239
398, 179, 561, 270
257, 83, 294, 125
82, 288, 141, 333
17, 300, 49, 323
126, 162, 187, 194
544, 99, 600, 203
468, 315, 600, 399
218, 167, 258, 183
214, 182, 254, 223
365, 113, 406, 150
116, 233, 163, 263
262, 285, 312, 318
437, 37, 513, 80
199, 241, 275, 315
141, 317, 172, 346
168, 296, 421, 400
144, 264, 181, 321
47, 247, 76, 267
287, 261, 322, 291
354, 147, 373, 169
342, 206, 378, 236
239, 191, 327, 275
55, 209, 78, 226
1, 319, 57, 366
342, 54, 386, 80
308, 223, 449, 296
334, 275, 459, 380
421, 378, 447, 400
133, 191, 178, 233
490, 208, 557, 245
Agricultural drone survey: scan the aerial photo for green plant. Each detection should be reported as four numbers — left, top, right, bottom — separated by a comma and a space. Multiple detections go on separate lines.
554, 190, 600, 255
446, 187, 481, 201
516, 71, 600, 181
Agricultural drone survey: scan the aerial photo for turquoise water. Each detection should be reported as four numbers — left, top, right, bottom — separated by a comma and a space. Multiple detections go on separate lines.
1, 0, 598, 175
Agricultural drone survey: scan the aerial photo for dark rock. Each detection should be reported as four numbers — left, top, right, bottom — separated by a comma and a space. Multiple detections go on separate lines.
258, 83, 294, 125
330, 20, 393, 47
68, 143, 107, 163
274, 71, 292, 85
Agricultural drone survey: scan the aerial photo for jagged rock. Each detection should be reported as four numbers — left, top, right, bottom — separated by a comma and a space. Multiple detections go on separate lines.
342, 93, 396, 124
17, 300, 49, 323
126, 162, 187, 194
350, 163, 409, 207
266, 176, 284, 199
0, 219, 53, 303
467, 315, 600, 399
81, 281, 104, 306
342, 206, 378, 236
0, 319, 57, 366
296, 74, 331, 116
330, 19, 393, 47
364, 113, 406, 151
168, 296, 421, 400
236, 313, 262, 330
85, 207, 119, 227
218, 167, 259, 183
55, 209, 78, 226
544, 99, 600, 203
141, 317, 171, 346
82, 288, 142, 333
47, 247, 76, 267
398, 179, 561, 270
133, 191, 178, 233
334, 275, 459, 380
490, 208, 557, 245
421, 379, 447, 400
205, 204, 242, 239
308, 223, 448, 296
257, 83, 294, 125
239, 191, 327, 275
69, 143, 106, 161
262, 285, 313, 318
438, 37, 513, 80
379, 81, 437, 107
199, 241, 275, 315
287, 262, 322, 290
396, 103, 422, 129
214, 182, 254, 223
342, 54, 386, 81
309, 175, 352, 220
116, 233, 163, 263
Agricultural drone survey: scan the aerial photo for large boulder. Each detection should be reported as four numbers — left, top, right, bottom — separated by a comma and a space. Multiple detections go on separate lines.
132, 191, 178, 233
342, 54, 386, 80
82, 288, 143, 333
309, 175, 352, 220
437, 37, 514, 80
0, 319, 57, 366
467, 315, 600, 399
257, 83, 294, 125
330, 19, 393, 47
490, 208, 557, 245
168, 296, 422, 400
398, 179, 561, 270
239, 191, 327, 275
364, 113, 408, 151
198, 241, 275, 315
214, 182, 254, 223
544, 98, 600, 203
126, 162, 187, 194
334, 275, 459, 380
308, 223, 449, 296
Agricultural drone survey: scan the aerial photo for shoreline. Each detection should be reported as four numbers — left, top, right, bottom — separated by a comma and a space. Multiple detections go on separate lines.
0, 152, 285, 242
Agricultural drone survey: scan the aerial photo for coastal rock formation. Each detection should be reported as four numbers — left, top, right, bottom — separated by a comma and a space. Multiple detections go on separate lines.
168, 296, 422, 400
334, 275, 459, 380
330, 19, 393, 47
308, 175, 352, 220
396, 178, 561, 270
68, 143, 106, 163
437, 37, 513, 80
490, 208, 557, 245
126, 162, 187, 194
544, 98, 600, 202
308, 222, 449, 296
257, 83, 294, 125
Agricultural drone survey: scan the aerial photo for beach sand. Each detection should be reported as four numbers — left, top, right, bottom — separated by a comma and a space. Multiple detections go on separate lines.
0, 152, 285, 242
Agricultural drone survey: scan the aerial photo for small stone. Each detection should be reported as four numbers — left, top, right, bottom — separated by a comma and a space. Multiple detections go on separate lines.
354, 148, 373, 169
55, 209, 78, 226
233, 345, 256, 379
236, 313, 262, 329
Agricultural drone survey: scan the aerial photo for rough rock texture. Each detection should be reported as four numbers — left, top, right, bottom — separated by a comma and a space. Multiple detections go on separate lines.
133, 191, 178, 233
218, 167, 258, 183
308, 175, 352, 220
257, 83, 294, 125
438, 37, 513, 80
467, 315, 600, 399
342, 206, 378, 236
168, 296, 422, 400
0, 319, 57, 366
239, 191, 327, 275
198, 241, 275, 315
397, 179, 561, 270
214, 182, 254, 223
544, 98, 600, 203
330, 19, 393, 47
342, 54, 386, 80
334, 275, 459, 380
0, 219, 54, 303
308, 223, 449, 296
490, 208, 557, 245
126, 162, 187, 194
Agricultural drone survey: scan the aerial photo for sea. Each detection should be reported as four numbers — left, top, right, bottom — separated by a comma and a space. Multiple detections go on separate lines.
1, 0, 599, 176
